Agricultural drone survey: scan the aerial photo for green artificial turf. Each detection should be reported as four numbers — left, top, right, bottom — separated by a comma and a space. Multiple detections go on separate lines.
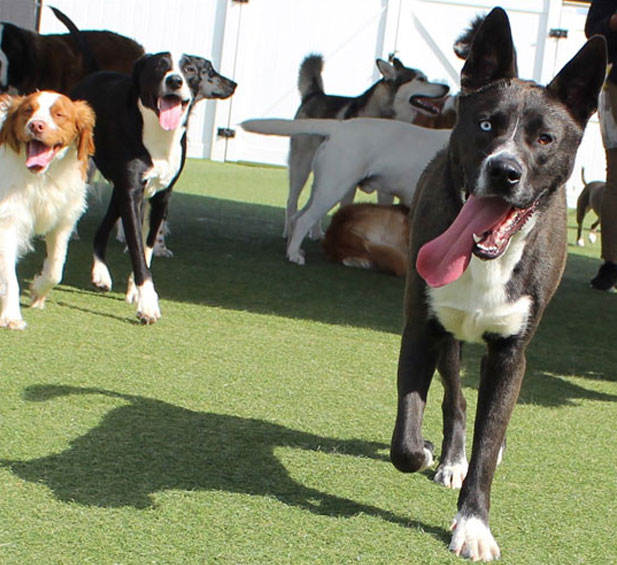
0, 159, 615, 564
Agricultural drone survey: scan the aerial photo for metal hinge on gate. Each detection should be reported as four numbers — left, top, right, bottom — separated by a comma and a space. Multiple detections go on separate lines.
217, 128, 236, 138
549, 28, 568, 39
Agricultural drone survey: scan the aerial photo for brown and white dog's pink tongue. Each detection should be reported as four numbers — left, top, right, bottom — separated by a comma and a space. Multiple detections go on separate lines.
26, 141, 57, 173
158, 96, 183, 131
416, 195, 512, 287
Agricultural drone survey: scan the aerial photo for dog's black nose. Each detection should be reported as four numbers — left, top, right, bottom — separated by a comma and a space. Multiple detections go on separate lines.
487, 156, 522, 189
165, 74, 183, 90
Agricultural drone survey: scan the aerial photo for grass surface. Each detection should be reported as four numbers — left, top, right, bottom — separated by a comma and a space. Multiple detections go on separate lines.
0, 159, 616, 564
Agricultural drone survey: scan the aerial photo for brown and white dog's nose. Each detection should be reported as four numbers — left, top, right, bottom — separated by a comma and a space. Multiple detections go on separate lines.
165, 74, 183, 91
487, 155, 522, 191
28, 120, 46, 135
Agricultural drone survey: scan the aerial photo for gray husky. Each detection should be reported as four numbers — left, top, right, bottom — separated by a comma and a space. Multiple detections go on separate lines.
285, 54, 449, 239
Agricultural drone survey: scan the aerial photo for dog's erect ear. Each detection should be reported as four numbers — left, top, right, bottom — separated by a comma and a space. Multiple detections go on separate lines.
376, 59, 398, 81
391, 58, 405, 71
460, 7, 517, 92
546, 36, 607, 126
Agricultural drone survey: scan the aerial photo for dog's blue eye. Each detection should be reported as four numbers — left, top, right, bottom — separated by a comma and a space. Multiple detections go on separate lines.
479, 120, 492, 131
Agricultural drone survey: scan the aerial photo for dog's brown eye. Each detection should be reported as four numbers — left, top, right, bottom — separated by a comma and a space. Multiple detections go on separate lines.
538, 133, 553, 145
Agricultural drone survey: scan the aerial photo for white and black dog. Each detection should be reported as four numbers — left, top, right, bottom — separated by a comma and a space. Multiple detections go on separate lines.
389, 8, 605, 561
72, 52, 235, 324
285, 54, 449, 240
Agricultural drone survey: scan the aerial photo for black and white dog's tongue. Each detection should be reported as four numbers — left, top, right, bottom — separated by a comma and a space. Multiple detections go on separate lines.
416, 195, 511, 287
158, 96, 183, 131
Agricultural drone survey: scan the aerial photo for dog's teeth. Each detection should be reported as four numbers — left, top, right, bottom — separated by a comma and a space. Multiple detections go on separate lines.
472, 233, 482, 243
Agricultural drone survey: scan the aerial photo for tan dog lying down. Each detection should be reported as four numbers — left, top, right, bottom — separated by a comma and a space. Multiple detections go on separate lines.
323, 203, 410, 276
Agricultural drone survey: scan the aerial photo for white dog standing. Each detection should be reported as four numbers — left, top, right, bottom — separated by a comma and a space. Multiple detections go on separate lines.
242, 117, 451, 265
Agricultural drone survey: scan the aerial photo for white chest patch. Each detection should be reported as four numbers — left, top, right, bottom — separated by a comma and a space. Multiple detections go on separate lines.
138, 100, 185, 199
427, 230, 532, 343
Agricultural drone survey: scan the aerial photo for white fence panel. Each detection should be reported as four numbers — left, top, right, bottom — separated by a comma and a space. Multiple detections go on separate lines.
220, 0, 389, 165
35, 0, 603, 205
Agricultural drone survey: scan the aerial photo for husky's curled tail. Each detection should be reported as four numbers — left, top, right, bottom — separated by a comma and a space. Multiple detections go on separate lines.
297, 54, 324, 103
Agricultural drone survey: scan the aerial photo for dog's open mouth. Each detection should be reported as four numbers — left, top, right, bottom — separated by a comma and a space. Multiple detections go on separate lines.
409, 94, 444, 115
26, 140, 62, 174
416, 194, 540, 287
472, 200, 538, 260
157, 95, 190, 131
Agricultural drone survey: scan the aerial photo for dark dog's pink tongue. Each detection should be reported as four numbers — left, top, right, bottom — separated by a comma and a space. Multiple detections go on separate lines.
26, 141, 57, 173
417, 195, 512, 287
158, 96, 183, 131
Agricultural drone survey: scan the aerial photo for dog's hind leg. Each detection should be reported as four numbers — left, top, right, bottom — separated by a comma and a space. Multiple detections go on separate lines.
287, 179, 356, 265
92, 190, 121, 291
433, 337, 468, 489
30, 222, 74, 309
287, 135, 322, 239
589, 218, 600, 244
390, 324, 442, 473
576, 188, 590, 247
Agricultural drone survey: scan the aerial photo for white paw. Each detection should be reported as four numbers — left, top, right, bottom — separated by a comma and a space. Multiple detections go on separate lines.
153, 246, 174, 258
135, 280, 160, 324
0, 316, 26, 330
588, 232, 597, 244
308, 225, 324, 241
91, 258, 112, 291
342, 257, 373, 270
125, 275, 138, 305
434, 458, 468, 489
449, 514, 500, 562
419, 446, 434, 471
576, 238, 584, 247
30, 275, 51, 309
287, 249, 306, 265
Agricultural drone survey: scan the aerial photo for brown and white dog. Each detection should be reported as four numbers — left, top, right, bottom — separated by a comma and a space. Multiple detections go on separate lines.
322, 203, 410, 276
0, 91, 95, 329
576, 167, 605, 246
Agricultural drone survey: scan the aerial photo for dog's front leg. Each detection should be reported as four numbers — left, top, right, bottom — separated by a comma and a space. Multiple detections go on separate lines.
120, 187, 160, 324
449, 337, 526, 562
31, 223, 73, 309
0, 231, 25, 330
390, 325, 441, 473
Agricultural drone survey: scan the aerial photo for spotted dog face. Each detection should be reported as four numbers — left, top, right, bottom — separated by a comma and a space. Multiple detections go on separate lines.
180, 54, 236, 102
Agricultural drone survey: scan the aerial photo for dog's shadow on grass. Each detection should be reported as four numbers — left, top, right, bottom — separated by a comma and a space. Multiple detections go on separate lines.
0, 384, 449, 543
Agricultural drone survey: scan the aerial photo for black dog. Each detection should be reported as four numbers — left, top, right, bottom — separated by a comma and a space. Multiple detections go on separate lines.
389, 8, 605, 561
72, 53, 236, 323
